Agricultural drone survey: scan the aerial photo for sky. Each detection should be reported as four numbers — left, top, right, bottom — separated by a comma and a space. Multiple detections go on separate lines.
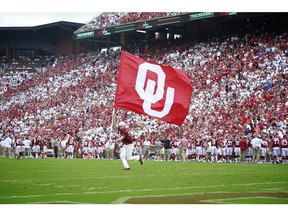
0, 0, 285, 27
0, 12, 100, 27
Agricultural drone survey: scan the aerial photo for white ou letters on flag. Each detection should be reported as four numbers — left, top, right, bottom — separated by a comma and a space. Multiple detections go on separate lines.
114, 51, 192, 126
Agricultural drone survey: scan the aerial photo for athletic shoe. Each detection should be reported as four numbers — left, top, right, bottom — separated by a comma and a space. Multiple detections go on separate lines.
139, 155, 143, 165
123, 168, 130, 170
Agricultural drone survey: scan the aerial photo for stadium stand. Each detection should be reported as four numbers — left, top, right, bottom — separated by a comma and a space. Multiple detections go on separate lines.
0, 13, 287, 163
75, 12, 187, 33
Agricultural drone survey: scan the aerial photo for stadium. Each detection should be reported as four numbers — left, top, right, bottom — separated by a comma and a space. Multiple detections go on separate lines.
0, 11, 288, 207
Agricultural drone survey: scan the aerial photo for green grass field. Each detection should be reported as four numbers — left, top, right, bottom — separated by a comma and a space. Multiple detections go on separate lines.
0, 157, 288, 204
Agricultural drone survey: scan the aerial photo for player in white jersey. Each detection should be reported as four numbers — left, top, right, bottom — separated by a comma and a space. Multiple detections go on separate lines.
234, 136, 241, 163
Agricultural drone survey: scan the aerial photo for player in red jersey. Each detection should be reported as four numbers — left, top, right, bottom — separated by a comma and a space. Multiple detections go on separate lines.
271, 132, 281, 163
32, 136, 41, 158
239, 135, 248, 163
97, 141, 104, 159
226, 136, 234, 163
15, 137, 23, 159
220, 137, 228, 163
210, 134, 219, 163
39, 138, 47, 159
66, 134, 74, 159
260, 134, 269, 163
82, 139, 90, 159
91, 140, 98, 159
234, 136, 241, 163
195, 136, 204, 162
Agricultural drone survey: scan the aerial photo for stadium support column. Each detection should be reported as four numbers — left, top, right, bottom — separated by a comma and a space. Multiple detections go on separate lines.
106, 37, 110, 54
5, 39, 9, 60
120, 33, 125, 50
5, 37, 14, 60
146, 31, 154, 44
168, 27, 174, 43
12, 37, 16, 59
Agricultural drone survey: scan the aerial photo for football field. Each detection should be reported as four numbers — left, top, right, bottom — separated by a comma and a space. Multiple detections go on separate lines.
0, 157, 288, 204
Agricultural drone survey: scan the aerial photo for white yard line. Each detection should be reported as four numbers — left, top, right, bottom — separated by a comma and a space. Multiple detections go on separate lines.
0, 181, 287, 200
1, 171, 287, 183
30, 200, 87, 204
201, 196, 288, 204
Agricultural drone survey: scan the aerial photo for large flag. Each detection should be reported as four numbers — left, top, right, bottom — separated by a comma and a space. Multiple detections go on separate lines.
114, 51, 193, 126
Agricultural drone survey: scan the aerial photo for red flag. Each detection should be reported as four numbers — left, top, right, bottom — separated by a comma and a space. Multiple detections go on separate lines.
114, 51, 192, 126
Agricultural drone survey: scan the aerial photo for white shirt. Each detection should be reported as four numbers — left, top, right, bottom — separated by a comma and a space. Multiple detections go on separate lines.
4, 137, 13, 148
105, 141, 115, 149
205, 141, 212, 152
23, 139, 32, 148
251, 137, 263, 148
143, 140, 151, 148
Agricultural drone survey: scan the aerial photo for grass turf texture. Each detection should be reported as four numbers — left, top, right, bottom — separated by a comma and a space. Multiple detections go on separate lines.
0, 158, 288, 204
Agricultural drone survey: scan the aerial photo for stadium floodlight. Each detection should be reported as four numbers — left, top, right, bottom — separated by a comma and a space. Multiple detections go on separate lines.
136, 30, 146, 34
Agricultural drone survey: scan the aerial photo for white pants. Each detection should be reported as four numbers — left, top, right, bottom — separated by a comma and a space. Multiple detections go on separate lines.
67, 145, 74, 153
282, 148, 288, 157
273, 147, 281, 157
234, 147, 240, 156
120, 143, 140, 169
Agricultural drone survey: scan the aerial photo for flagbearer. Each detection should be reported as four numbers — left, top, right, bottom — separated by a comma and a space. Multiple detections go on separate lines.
112, 108, 143, 170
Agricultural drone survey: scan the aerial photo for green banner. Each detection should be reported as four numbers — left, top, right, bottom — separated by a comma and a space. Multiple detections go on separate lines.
76, 31, 95, 39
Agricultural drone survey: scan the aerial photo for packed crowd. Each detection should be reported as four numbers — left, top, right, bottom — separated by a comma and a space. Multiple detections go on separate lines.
0, 27, 287, 164
76, 12, 186, 33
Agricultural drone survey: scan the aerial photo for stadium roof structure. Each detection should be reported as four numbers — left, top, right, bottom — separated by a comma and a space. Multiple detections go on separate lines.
0, 21, 83, 42
73, 12, 287, 42
73, 12, 244, 40
73, 12, 226, 47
